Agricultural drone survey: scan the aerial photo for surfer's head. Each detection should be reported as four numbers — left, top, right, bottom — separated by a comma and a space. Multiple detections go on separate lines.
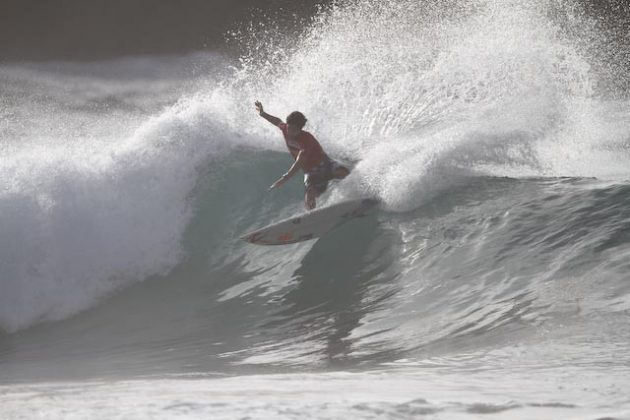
286, 111, 307, 135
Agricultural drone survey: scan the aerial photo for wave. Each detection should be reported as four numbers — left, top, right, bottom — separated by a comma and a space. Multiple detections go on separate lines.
1, 0, 630, 380
2, 173, 630, 380
0, 54, 249, 333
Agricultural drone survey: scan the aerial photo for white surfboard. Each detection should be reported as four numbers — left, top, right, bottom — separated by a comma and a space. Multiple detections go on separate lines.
242, 198, 379, 245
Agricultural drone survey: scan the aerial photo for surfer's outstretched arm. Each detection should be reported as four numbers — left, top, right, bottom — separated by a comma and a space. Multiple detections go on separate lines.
255, 101, 282, 127
269, 151, 304, 190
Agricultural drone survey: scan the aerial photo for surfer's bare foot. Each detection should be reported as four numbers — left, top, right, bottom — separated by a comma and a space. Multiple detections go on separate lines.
333, 166, 350, 179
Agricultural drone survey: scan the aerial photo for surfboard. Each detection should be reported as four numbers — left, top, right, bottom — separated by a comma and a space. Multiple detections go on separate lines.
242, 198, 379, 245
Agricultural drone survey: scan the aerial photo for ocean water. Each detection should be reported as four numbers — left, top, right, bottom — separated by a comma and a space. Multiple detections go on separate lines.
1, 0, 630, 418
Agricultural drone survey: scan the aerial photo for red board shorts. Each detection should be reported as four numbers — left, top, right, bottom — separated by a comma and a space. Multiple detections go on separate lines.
304, 157, 347, 195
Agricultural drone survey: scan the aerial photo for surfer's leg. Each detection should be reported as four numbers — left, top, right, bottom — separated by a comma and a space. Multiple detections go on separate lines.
332, 165, 350, 179
305, 187, 317, 210
304, 173, 328, 210
329, 159, 350, 179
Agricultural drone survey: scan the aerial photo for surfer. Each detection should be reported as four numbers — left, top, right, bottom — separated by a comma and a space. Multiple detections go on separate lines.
255, 101, 350, 210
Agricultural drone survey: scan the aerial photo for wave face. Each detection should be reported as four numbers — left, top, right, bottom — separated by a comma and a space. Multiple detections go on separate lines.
1, 0, 630, 398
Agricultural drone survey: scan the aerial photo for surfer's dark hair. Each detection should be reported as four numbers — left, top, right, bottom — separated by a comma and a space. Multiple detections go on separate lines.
286, 111, 307, 129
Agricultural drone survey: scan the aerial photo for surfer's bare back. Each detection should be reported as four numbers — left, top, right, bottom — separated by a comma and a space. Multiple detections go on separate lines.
255, 101, 349, 210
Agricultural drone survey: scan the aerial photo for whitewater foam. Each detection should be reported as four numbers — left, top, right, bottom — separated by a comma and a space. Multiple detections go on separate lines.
228, 0, 630, 212
0, 54, 261, 333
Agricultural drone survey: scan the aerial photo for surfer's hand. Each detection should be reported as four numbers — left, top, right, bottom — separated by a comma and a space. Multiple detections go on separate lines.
255, 101, 263, 115
269, 175, 287, 190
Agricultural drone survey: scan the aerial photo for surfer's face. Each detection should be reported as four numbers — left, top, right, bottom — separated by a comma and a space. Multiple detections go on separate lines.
287, 124, 301, 137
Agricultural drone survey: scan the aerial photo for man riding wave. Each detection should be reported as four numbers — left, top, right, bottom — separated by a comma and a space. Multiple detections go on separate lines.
255, 101, 350, 210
